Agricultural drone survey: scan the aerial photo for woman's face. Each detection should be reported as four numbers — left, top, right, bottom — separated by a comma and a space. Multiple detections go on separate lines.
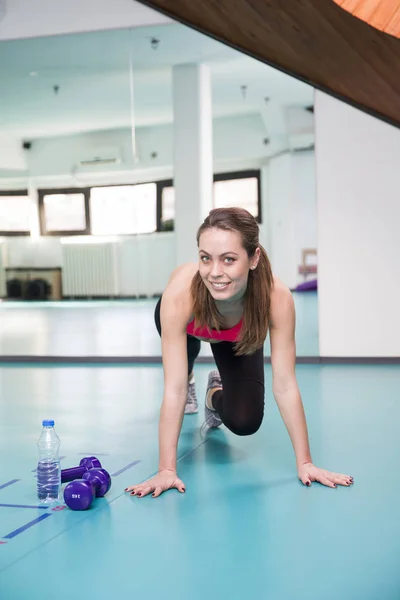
198, 227, 259, 304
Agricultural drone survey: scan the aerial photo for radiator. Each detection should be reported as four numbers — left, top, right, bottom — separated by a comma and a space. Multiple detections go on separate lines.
61, 241, 119, 297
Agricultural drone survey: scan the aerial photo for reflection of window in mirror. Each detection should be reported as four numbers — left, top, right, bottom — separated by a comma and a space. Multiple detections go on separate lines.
43, 194, 86, 232
213, 176, 259, 218
161, 186, 175, 223
39, 188, 89, 236
90, 183, 157, 235
0, 193, 31, 235
160, 170, 261, 229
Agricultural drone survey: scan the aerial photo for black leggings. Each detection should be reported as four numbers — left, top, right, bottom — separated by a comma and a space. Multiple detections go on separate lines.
154, 297, 265, 436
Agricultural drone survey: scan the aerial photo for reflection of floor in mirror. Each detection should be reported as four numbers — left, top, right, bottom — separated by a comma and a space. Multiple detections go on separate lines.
0, 292, 318, 357
0, 362, 398, 599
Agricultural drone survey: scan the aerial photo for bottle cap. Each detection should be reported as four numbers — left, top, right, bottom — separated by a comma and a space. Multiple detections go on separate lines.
42, 419, 55, 427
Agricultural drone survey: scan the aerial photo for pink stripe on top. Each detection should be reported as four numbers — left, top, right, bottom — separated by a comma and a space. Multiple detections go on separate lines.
186, 319, 243, 342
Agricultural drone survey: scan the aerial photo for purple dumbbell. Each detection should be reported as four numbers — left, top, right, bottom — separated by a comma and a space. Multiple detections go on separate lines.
61, 456, 102, 484
63, 468, 112, 511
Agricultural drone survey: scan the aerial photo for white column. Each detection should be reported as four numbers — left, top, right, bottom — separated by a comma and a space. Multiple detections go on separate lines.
266, 151, 316, 290
268, 153, 297, 289
172, 64, 213, 265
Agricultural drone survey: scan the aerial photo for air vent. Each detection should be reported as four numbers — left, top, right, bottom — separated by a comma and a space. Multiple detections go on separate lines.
78, 147, 121, 167
79, 157, 120, 167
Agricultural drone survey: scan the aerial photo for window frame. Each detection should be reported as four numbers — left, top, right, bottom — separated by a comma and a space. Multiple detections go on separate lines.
36, 170, 261, 237
0, 190, 31, 236
213, 169, 262, 223
157, 179, 174, 232
158, 169, 262, 227
38, 187, 91, 236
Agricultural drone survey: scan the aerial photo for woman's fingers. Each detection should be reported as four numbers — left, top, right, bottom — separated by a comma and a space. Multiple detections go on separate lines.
125, 484, 151, 497
125, 473, 186, 499
324, 471, 354, 486
315, 474, 337, 488
136, 485, 156, 497
298, 472, 312, 486
150, 479, 185, 497
175, 479, 186, 493
302, 473, 354, 488
336, 472, 352, 479
335, 475, 353, 486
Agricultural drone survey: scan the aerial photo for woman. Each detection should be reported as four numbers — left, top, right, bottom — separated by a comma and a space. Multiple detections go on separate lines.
126, 208, 353, 498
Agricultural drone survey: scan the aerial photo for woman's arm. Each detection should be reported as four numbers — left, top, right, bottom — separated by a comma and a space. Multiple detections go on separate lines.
157, 287, 192, 472
269, 283, 354, 488
125, 265, 197, 498
269, 285, 312, 468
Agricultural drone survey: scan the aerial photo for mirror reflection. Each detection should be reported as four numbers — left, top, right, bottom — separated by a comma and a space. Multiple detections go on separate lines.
0, 21, 317, 358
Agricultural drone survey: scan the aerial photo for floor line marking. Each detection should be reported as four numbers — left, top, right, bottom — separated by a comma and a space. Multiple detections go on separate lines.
112, 460, 141, 477
0, 480, 20, 491
78, 453, 109, 456
0, 503, 49, 510
3, 513, 53, 540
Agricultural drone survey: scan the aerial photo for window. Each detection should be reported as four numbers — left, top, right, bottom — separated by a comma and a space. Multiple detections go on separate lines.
161, 186, 175, 222
39, 188, 89, 235
0, 191, 31, 235
214, 173, 260, 218
90, 183, 157, 235
157, 180, 174, 231
35, 172, 260, 237
159, 170, 261, 227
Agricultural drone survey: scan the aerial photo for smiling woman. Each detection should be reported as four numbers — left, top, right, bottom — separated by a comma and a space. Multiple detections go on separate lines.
190, 207, 273, 356
125, 206, 354, 499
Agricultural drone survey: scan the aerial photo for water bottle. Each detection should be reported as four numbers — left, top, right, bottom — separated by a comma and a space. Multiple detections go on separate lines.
36, 419, 61, 504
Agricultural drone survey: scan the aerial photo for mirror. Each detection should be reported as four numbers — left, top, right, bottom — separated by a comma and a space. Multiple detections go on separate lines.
0, 19, 317, 358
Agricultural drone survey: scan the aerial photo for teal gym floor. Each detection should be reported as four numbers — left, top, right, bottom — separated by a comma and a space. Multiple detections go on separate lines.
0, 362, 399, 599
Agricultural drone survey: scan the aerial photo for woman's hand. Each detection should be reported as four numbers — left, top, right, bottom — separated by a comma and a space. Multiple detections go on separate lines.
298, 462, 354, 488
125, 469, 186, 498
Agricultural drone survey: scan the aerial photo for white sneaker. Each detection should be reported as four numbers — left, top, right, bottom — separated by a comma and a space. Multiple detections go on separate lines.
200, 370, 223, 434
185, 374, 198, 414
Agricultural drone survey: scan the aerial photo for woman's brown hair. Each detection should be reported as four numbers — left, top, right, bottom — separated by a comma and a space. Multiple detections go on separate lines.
190, 207, 274, 355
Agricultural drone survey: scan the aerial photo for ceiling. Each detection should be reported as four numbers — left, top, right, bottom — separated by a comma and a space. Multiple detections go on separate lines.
0, 22, 313, 140
137, 0, 400, 129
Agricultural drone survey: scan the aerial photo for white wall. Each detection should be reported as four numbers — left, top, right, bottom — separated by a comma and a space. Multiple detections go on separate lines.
5, 237, 62, 268
268, 152, 296, 287
0, 114, 268, 186
292, 149, 316, 261
0, 135, 27, 170
315, 91, 400, 357
0, 0, 171, 41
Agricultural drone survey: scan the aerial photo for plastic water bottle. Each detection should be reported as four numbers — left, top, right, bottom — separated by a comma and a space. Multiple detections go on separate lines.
36, 419, 61, 504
